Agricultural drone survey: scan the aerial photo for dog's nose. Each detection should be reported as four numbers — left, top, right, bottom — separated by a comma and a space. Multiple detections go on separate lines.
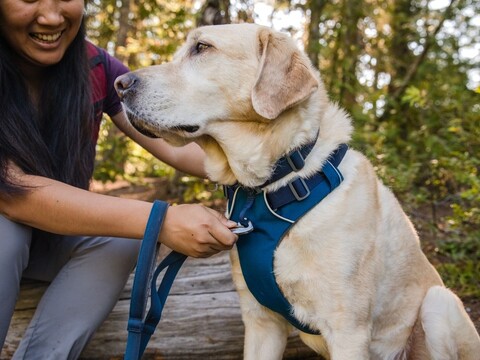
115, 73, 139, 99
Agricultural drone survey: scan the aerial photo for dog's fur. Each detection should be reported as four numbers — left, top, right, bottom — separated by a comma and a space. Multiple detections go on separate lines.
115, 23, 480, 359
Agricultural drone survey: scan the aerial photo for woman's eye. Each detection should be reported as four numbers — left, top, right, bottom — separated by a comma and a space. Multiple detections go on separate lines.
195, 42, 210, 54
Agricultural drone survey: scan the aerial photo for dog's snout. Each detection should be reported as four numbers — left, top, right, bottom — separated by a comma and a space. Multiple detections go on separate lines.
114, 73, 139, 99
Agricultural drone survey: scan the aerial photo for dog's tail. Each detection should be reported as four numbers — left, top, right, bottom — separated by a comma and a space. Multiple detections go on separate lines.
420, 285, 480, 360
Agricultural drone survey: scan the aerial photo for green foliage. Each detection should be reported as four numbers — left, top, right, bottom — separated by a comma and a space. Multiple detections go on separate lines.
438, 261, 480, 298
94, 118, 174, 182
87, 0, 479, 296
87, 0, 196, 67
94, 118, 130, 182
179, 177, 225, 203
436, 237, 480, 297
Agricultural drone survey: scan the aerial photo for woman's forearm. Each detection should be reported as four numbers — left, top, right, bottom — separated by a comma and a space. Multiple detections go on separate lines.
0, 174, 150, 239
0, 170, 237, 258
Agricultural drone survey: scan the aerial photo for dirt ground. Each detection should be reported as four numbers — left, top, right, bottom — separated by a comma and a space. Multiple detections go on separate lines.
92, 178, 480, 333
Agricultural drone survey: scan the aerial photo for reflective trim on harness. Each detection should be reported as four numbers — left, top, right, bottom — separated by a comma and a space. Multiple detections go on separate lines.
226, 143, 348, 335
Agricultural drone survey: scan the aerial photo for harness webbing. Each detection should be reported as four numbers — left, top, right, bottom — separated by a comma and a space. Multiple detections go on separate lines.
226, 144, 348, 334
87, 42, 107, 116
259, 136, 318, 188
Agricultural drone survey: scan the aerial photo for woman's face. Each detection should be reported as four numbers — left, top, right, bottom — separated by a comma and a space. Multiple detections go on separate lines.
0, 0, 85, 67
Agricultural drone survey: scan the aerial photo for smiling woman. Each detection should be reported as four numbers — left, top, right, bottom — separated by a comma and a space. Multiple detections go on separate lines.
0, 1, 237, 359
0, 0, 84, 68
0, 0, 94, 193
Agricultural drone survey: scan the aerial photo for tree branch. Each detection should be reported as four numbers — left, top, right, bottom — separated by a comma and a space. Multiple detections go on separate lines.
392, 0, 458, 100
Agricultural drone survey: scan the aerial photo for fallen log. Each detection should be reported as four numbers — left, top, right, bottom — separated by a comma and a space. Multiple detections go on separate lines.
2, 251, 322, 359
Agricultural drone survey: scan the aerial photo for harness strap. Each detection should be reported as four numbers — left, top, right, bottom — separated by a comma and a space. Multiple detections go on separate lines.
226, 143, 348, 335
125, 201, 188, 360
238, 192, 257, 227
259, 136, 317, 188
267, 144, 348, 209
86, 41, 108, 143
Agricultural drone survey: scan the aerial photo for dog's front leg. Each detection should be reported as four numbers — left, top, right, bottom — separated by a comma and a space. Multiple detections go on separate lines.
230, 249, 290, 360
322, 327, 370, 360
242, 306, 291, 360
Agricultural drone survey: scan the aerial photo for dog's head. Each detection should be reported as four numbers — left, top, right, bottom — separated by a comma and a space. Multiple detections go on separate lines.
115, 23, 320, 137
115, 24, 325, 185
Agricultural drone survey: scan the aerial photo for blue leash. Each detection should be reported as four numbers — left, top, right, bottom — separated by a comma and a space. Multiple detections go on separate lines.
124, 200, 187, 359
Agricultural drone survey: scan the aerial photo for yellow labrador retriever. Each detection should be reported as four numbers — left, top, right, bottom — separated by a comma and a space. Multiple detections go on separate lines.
115, 24, 480, 359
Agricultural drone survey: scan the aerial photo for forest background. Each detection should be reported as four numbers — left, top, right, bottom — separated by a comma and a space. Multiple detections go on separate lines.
86, 0, 479, 304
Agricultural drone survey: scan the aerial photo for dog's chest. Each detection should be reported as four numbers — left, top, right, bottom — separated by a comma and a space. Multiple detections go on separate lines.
228, 186, 320, 334
225, 143, 348, 333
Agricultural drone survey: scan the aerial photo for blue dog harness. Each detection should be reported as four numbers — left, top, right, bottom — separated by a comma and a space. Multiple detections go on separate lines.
225, 142, 348, 334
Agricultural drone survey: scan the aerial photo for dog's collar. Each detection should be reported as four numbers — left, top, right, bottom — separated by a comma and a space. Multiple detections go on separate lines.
259, 134, 318, 188
226, 143, 348, 226
267, 143, 348, 209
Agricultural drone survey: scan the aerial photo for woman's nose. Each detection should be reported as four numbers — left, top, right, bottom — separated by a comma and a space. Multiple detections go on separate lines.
36, 0, 64, 26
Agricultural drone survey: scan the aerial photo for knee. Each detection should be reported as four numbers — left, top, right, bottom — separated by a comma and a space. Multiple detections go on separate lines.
83, 236, 140, 272
0, 216, 31, 271
108, 237, 141, 270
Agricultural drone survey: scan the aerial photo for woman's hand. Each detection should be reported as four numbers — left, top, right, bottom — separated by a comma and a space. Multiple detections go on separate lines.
159, 204, 238, 258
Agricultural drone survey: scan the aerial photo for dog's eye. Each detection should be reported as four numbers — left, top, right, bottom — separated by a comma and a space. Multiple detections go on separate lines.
194, 42, 211, 54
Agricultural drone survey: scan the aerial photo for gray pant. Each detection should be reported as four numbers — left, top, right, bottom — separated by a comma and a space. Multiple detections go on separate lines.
0, 215, 140, 359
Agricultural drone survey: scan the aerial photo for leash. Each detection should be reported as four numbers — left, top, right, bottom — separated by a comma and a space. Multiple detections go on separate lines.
125, 200, 187, 360
124, 200, 251, 359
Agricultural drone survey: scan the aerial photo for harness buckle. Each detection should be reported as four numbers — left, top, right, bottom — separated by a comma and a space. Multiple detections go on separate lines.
231, 220, 254, 235
287, 177, 310, 201
286, 150, 305, 172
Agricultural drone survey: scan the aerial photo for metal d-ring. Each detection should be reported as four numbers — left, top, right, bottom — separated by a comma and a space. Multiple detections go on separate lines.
231, 220, 254, 235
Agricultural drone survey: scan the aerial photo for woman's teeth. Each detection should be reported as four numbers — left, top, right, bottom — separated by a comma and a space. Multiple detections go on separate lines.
31, 32, 62, 43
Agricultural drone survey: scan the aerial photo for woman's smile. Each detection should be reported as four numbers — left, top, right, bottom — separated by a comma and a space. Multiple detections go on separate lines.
30, 30, 64, 45
0, 0, 84, 68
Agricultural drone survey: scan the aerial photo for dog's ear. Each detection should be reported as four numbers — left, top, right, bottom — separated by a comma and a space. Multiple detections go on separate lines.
252, 29, 319, 120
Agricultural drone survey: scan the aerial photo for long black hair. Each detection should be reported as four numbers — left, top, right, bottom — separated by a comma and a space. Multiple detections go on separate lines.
0, 20, 95, 195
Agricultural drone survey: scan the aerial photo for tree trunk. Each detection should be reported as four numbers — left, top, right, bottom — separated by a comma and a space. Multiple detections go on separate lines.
305, 0, 327, 69
338, 0, 363, 110
378, 0, 458, 132
115, 0, 132, 62
197, 0, 231, 26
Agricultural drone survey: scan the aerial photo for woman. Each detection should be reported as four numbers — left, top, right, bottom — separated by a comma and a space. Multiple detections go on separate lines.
0, 0, 237, 358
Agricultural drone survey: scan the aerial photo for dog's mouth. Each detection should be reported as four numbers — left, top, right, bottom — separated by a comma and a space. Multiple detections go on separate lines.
124, 110, 160, 138
174, 125, 200, 133
124, 107, 201, 138
134, 124, 158, 138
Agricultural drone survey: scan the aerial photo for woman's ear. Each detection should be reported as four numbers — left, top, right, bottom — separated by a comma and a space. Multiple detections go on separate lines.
251, 28, 319, 120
